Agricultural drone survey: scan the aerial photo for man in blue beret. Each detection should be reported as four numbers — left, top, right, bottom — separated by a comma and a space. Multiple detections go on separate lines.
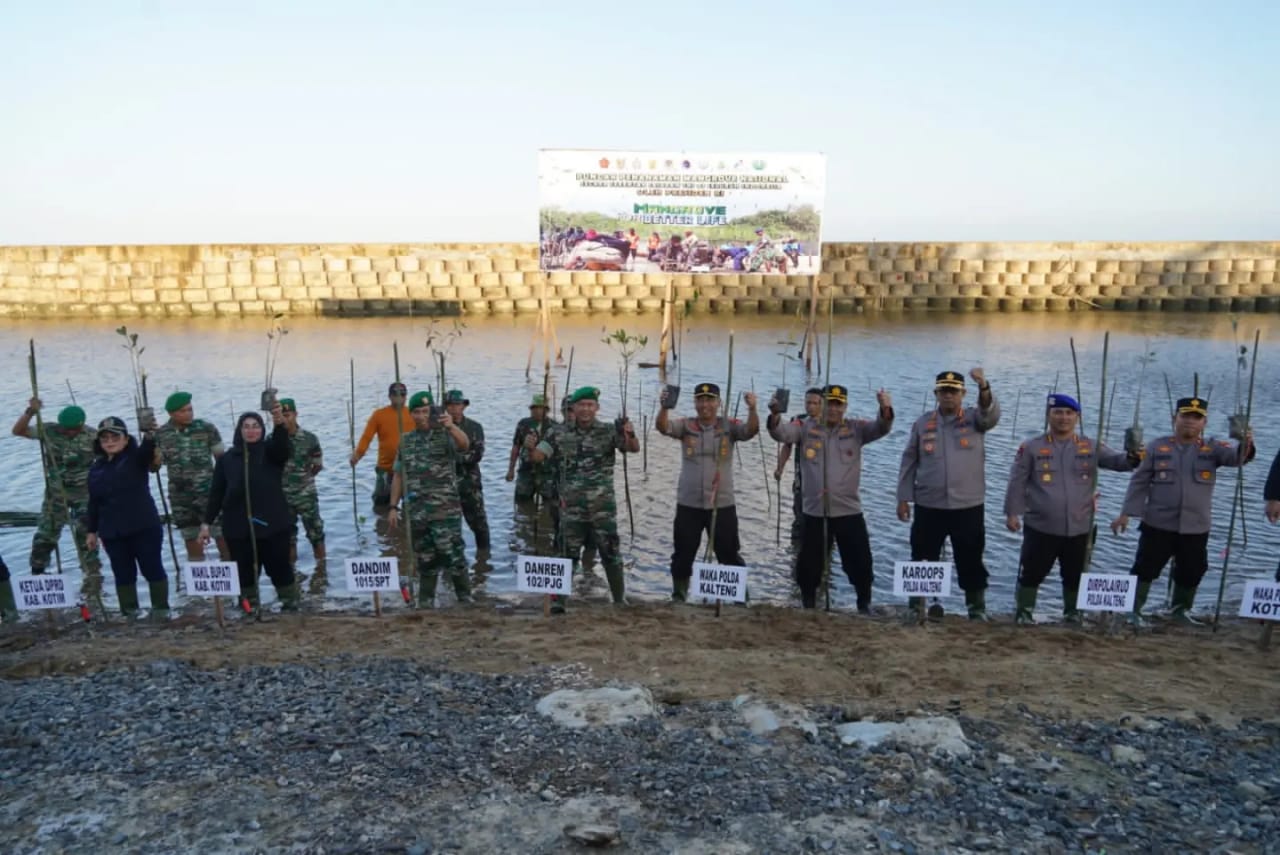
1004, 393, 1139, 625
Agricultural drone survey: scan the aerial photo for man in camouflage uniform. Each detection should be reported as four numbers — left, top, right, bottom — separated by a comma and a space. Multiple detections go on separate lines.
444, 389, 490, 553
528, 386, 639, 612
1111, 396, 1256, 626
388, 391, 473, 607
155, 392, 228, 562
1004, 393, 1139, 625
279, 398, 327, 593
10, 398, 103, 599
507, 393, 556, 506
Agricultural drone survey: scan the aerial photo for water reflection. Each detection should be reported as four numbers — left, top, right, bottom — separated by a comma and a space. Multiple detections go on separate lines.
1, 311, 1277, 616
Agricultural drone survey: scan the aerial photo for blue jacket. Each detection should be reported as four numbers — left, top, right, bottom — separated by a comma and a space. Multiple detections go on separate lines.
86, 436, 162, 539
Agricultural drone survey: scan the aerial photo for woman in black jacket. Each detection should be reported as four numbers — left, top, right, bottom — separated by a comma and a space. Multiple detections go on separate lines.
199, 404, 300, 611
85, 416, 169, 620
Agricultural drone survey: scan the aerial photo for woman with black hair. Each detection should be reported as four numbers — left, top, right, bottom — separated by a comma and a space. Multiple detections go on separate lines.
199, 403, 300, 612
85, 415, 169, 620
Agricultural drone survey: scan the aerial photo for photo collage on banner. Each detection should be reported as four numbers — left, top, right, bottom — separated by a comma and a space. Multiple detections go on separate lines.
538, 150, 827, 277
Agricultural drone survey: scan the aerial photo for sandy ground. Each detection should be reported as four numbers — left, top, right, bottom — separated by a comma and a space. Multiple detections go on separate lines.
4, 602, 1277, 727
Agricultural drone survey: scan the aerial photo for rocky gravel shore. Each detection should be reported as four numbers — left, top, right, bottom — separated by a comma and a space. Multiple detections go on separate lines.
3, 649, 1278, 854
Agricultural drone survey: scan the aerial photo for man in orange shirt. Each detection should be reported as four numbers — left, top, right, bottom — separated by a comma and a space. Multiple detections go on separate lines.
350, 382, 413, 506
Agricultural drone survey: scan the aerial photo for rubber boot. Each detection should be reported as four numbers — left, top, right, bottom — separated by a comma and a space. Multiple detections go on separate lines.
671, 575, 689, 603
118, 584, 141, 620
452, 566, 473, 605
604, 562, 626, 605
1129, 579, 1151, 627
1062, 586, 1082, 625
1014, 585, 1037, 625
965, 588, 989, 622
418, 565, 439, 609
241, 585, 261, 617
277, 580, 301, 612
0, 577, 18, 623
549, 594, 567, 615
1170, 583, 1203, 626
308, 552, 328, 595
147, 579, 171, 622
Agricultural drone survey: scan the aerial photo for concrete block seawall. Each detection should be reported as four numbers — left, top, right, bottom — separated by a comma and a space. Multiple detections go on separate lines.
1, 242, 1278, 319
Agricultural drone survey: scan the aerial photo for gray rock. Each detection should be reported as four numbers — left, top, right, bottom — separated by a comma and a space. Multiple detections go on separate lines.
536, 687, 655, 729
1110, 744, 1145, 765
836, 716, 972, 758
732, 694, 819, 739
564, 822, 621, 847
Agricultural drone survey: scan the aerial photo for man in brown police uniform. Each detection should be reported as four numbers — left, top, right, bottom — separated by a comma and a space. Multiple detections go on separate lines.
897, 369, 1000, 620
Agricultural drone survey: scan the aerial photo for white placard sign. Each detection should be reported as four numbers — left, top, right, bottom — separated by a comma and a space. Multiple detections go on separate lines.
13, 576, 72, 611
184, 562, 241, 598
515, 555, 573, 595
1076, 574, 1137, 612
693, 562, 747, 603
1238, 581, 1280, 621
893, 561, 952, 597
345, 557, 401, 593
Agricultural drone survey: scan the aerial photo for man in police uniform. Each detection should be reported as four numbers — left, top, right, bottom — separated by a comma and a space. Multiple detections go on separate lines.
897, 368, 1000, 620
769, 383, 894, 611
774, 388, 823, 546
656, 382, 759, 601
1004, 393, 1139, 625
1111, 396, 1255, 625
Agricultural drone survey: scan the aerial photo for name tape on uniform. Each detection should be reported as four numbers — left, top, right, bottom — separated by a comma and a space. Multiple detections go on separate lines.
1076, 574, 1136, 612
184, 562, 241, 598
1238, 581, 1280, 621
893, 561, 952, 597
516, 556, 573, 595
693, 562, 747, 603
12, 576, 72, 611
345, 557, 401, 593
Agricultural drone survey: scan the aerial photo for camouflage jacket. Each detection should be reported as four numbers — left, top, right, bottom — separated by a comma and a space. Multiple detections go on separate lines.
283, 427, 323, 501
535, 419, 627, 516
453, 417, 484, 478
24, 425, 95, 500
155, 418, 224, 490
512, 416, 556, 478
396, 427, 461, 521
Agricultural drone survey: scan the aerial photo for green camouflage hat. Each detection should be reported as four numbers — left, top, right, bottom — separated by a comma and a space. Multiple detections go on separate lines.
529, 394, 549, 408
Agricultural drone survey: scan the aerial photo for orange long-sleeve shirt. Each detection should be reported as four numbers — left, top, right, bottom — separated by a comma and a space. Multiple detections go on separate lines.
354, 405, 413, 470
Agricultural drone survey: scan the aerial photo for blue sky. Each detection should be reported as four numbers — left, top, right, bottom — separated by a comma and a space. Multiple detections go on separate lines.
0, 0, 1276, 244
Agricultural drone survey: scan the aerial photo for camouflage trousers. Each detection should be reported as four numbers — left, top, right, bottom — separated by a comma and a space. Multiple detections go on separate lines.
513, 468, 555, 503
410, 515, 470, 604
458, 469, 490, 549
169, 482, 220, 542
30, 491, 103, 598
286, 490, 326, 546
560, 508, 624, 603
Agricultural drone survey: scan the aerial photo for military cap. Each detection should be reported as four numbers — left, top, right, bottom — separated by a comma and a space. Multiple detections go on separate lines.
1046, 393, 1080, 412
57, 405, 86, 429
568, 386, 600, 404
694, 382, 720, 399
408, 390, 434, 410
278, 398, 297, 413
164, 391, 192, 413
1177, 396, 1208, 416
444, 389, 468, 406
529, 394, 549, 408
96, 415, 128, 436
823, 384, 849, 403
935, 371, 966, 390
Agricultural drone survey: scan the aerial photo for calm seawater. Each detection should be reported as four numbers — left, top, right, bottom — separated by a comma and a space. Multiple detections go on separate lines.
2, 311, 1277, 615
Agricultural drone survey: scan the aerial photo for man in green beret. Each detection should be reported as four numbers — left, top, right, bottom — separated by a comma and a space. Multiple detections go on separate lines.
528, 385, 639, 612
279, 398, 328, 593
155, 391, 229, 563
388, 391, 474, 606
10, 397, 104, 599
444, 389, 490, 555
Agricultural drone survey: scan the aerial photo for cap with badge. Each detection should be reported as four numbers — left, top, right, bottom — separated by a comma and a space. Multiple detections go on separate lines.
96, 416, 129, 436
568, 386, 601, 404
823, 384, 849, 403
408, 390, 434, 410
1046, 393, 1080, 412
1177, 396, 1208, 416
279, 398, 297, 413
935, 371, 965, 390
693, 382, 720, 399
